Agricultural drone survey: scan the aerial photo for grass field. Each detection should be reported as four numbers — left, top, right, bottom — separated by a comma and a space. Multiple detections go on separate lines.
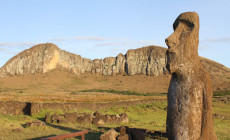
0, 70, 229, 139
0, 97, 229, 140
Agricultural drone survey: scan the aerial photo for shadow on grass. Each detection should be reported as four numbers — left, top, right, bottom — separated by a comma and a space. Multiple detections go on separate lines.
26, 135, 56, 140
27, 123, 101, 140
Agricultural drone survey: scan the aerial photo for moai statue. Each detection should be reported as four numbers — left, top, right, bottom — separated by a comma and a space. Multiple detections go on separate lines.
165, 12, 217, 140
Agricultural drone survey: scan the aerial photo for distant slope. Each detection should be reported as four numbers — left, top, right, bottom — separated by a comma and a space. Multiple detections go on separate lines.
0, 43, 229, 91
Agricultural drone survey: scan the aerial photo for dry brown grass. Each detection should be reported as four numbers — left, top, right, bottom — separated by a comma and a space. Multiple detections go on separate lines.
0, 92, 166, 103
0, 69, 169, 103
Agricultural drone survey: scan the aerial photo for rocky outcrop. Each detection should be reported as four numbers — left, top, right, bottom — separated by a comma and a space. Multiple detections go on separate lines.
0, 43, 168, 77
126, 46, 167, 76
0, 43, 229, 84
100, 129, 118, 140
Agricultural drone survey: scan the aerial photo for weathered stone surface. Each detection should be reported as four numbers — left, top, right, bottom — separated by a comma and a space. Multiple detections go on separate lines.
126, 46, 167, 76
25, 120, 46, 127
0, 43, 167, 77
117, 134, 129, 140
77, 113, 94, 124
12, 128, 23, 133
64, 112, 79, 123
165, 12, 216, 140
100, 129, 118, 140
45, 111, 128, 126
51, 114, 64, 123
92, 117, 105, 125
58, 118, 70, 124
45, 113, 51, 123
120, 126, 127, 136
130, 128, 145, 140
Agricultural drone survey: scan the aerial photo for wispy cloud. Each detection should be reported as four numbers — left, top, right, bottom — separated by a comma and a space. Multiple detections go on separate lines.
0, 42, 38, 48
96, 40, 155, 47
96, 42, 129, 47
51, 36, 107, 42
0, 42, 14, 47
137, 40, 155, 44
73, 36, 106, 41
0, 48, 6, 51
5, 51, 20, 54
202, 37, 230, 42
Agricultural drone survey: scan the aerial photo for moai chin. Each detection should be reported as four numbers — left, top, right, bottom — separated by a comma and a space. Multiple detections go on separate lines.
165, 12, 217, 140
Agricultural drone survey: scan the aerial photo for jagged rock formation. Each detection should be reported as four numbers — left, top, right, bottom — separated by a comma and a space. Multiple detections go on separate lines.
126, 46, 167, 76
0, 43, 229, 91
0, 43, 168, 77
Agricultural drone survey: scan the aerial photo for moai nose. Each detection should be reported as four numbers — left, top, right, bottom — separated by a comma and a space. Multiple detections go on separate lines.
165, 39, 169, 46
165, 38, 171, 49
165, 37, 176, 49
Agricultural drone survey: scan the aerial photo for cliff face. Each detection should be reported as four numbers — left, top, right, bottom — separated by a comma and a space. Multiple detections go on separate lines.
0, 43, 230, 91
126, 46, 167, 76
0, 43, 168, 77
0, 44, 60, 77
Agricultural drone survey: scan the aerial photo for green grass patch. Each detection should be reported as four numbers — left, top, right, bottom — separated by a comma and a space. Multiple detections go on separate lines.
98, 101, 167, 131
80, 89, 166, 96
213, 90, 230, 96
32, 109, 64, 119
0, 99, 229, 139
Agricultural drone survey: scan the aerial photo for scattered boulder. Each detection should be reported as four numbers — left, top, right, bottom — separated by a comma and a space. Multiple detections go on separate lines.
58, 118, 70, 124
51, 113, 64, 123
120, 116, 129, 123
64, 112, 79, 123
77, 113, 94, 124
45, 111, 128, 125
92, 117, 105, 125
220, 96, 229, 103
94, 111, 102, 117
213, 113, 225, 120
120, 126, 127, 136
12, 128, 23, 132
116, 126, 169, 140
120, 113, 127, 118
45, 113, 52, 123
100, 129, 118, 140
25, 120, 46, 127
117, 134, 129, 140
130, 128, 145, 140
117, 126, 129, 140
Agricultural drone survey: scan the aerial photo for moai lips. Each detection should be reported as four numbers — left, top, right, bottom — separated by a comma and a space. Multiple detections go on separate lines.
165, 12, 217, 140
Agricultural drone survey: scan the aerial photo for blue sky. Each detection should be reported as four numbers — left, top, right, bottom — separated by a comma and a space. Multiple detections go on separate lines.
0, 0, 229, 67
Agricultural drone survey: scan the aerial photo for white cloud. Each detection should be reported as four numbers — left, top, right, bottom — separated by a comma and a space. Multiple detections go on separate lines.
0, 47, 6, 51
0, 42, 38, 48
95, 42, 127, 47
51, 36, 107, 42
202, 37, 230, 42
73, 36, 106, 41
0, 42, 14, 47
95, 40, 156, 47
6, 51, 20, 55
137, 40, 155, 44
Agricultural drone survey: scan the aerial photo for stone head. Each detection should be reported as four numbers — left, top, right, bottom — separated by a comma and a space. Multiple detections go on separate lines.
165, 12, 200, 74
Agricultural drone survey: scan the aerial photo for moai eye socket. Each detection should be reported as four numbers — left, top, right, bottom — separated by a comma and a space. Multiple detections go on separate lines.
173, 19, 194, 31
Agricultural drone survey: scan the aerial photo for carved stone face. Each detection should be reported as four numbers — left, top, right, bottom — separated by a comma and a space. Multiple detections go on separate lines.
165, 12, 199, 74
